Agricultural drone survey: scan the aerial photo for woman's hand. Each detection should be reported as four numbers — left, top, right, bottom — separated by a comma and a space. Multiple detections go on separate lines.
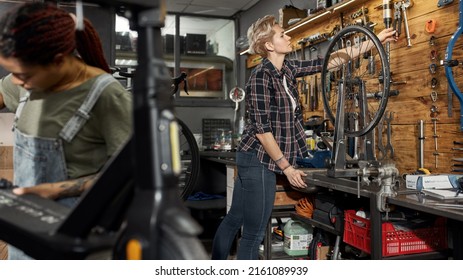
12, 174, 97, 200
12, 183, 61, 199
283, 166, 307, 188
377, 27, 397, 44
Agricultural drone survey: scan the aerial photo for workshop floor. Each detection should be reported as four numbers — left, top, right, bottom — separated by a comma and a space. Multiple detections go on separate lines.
187, 205, 238, 260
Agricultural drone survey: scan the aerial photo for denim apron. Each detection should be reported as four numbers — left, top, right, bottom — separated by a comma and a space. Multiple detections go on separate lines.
8, 74, 115, 260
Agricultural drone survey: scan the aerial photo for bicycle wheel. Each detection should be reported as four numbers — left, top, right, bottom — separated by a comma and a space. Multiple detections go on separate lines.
321, 25, 390, 137
112, 212, 208, 260
444, 4, 463, 131
177, 118, 200, 200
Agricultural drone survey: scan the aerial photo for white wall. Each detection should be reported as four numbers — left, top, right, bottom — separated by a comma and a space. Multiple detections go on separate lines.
213, 20, 236, 60
0, 113, 14, 146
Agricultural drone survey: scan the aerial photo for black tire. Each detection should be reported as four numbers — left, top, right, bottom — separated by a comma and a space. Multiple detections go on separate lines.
177, 118, 200, 200
112, 218, 208, 260
158, 222, 208, 259
321, 25, 390, 137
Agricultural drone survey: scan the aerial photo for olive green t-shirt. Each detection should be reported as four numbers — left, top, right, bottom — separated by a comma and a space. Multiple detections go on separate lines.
0, 74, 132, 179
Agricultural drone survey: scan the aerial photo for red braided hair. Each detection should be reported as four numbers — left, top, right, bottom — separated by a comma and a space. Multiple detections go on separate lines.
0, 2, 110, 73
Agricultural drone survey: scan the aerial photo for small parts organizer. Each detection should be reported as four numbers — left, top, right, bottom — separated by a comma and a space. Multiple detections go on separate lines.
343, 210, 447, 257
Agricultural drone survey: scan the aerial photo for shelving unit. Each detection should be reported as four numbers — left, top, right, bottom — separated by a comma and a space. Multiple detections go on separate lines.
284, 0, 370, 35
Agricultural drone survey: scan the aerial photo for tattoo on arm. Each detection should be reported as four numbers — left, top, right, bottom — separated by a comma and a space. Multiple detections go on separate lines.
57, 175, 98, 198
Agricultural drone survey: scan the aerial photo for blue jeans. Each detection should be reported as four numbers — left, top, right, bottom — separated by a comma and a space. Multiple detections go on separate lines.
211, 151, 276, 260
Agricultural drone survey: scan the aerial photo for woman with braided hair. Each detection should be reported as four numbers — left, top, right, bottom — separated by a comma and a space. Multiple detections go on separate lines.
0, 2, 132, 259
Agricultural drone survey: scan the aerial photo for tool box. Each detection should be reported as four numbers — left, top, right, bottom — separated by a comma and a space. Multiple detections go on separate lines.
343, 210, 448, 257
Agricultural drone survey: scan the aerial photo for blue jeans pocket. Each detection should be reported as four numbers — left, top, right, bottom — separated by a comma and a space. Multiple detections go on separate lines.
236, 151, 259, 177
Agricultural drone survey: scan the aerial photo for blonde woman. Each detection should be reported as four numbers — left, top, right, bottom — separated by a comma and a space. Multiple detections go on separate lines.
211, 15, 395, 260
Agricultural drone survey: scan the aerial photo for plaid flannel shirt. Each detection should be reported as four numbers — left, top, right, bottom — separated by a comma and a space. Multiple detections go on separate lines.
238, 57, 324, 173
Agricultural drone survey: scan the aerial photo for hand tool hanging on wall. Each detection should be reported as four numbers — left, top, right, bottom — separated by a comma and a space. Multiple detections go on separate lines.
310, 75, 315, 111
351, 7, 368, 19
438, 0, 454, 7
314, 74, 320, 110
383, 0, 393, 62
393, 2, 403, 36
431, 108, 440, 168
418, 120, 425, 169
430, 49, 438, 60
377, 117, 386, 160
354, 35, 361, 69
366, 112, 377, 160
302, 78, 310, 110
384, 111, 395, 159
368, 54, 376, 75
448, 83, 454, 117
401, 0, 414, 47
429, 63, 438, 74
431, 91, 438, 102
431, 77, 438, 88
298, 38, 307, 60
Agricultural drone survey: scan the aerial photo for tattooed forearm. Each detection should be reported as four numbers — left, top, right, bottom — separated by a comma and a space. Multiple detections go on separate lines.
56, 175, 98, 198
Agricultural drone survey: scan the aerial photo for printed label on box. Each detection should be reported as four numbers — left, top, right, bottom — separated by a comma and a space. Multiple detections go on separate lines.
284, 234, 312, 250
405, 174, 463, 190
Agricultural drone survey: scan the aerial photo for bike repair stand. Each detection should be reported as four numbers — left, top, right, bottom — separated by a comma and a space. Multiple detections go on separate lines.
314, 62, 399, 259
325, 65, 398, 213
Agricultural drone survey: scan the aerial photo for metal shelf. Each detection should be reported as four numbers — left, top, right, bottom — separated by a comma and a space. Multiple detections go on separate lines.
291, 213, 342, 236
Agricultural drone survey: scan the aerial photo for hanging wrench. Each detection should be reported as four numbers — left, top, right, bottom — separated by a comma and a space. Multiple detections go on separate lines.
353, 113, 359, 159
401, 0, 414, 47
384, 111, 395, 159
377, 118, 386, 160
393, 2, 402, 36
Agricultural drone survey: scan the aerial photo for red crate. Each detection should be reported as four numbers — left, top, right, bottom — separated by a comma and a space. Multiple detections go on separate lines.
343, 210, 447, 257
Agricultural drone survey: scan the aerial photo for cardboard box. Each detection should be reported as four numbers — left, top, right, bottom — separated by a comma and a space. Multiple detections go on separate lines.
0, 169, 13, 181
275, 175, 307, 205
0, 113, 14, 146
274, 190, 306, 206
405, 174, 463, 190
0, 146, 13, 170
316, 245, 330, 260
0, 240, 7, 260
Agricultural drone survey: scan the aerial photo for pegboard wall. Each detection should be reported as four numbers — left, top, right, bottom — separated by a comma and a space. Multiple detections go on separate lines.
245, 0, 463, 175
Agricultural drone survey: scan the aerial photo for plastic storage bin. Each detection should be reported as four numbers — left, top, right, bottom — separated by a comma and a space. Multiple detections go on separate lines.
343, 210, 447, 257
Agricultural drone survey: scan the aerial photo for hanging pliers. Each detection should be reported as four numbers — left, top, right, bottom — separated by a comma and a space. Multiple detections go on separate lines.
393, 2, 402, 37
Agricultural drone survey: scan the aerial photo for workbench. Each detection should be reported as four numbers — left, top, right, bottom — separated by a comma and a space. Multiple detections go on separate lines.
300, 168, 463, 259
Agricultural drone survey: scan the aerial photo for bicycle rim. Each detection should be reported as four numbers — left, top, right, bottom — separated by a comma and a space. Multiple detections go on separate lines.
177, 118, 200, 200
321, 25, 390, 137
